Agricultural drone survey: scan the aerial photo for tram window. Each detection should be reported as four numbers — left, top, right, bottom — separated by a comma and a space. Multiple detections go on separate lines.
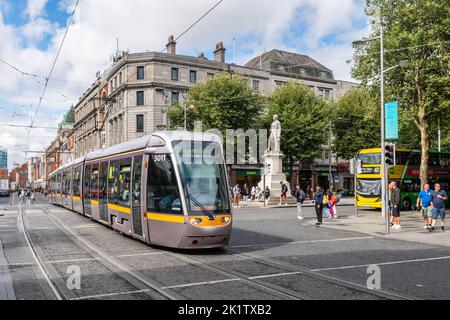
91, 163, 99, 200
63, 170, 70, 195
99, 161, 108, 201
108, 158, 132, 207
73, 166, 81, 197
84, 164, 92, 198
132, 156, 142, 206
147, 154, 182, 214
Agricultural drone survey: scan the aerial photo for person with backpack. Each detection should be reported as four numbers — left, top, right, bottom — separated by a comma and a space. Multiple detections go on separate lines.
293, 185, 306, 220
315, 186, 324, 226
279, 181, 288, 206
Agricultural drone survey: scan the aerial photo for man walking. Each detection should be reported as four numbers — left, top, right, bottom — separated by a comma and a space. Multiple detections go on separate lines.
430, 183, 447, 232
416, 183, 433, 229
279, 181, 288, 206
232, 184, 241, 209
293, 185, 306, 220
315, 186, 324, 227
390, 181, 401, 230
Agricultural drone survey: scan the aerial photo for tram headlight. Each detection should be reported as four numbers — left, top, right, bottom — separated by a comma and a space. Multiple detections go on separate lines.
189, 218, 203, 225
220, 216, 231, 224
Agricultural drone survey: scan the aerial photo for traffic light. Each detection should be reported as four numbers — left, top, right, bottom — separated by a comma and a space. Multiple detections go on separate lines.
385, 144, 394, 165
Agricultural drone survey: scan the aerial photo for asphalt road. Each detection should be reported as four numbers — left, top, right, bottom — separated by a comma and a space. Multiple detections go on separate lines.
1, 195, 449, 300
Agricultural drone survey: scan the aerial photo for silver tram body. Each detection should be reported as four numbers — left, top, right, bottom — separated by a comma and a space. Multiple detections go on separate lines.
47, 131, 232, 249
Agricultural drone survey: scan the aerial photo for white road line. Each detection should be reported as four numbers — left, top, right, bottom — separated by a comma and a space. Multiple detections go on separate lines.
71, 225, 102, 229
161, 278, 241, 290
231, 236, 374, 249
249, 271, 302, 280
116, 252, 164, 258
45, 257, 100, 264
310, 255, 450, 272
71, 288, 152, 300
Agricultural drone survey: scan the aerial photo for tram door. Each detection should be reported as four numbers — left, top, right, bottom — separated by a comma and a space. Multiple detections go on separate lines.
131, 156, 143, 237
83, 164, 92, 217
98, 161, 109, 223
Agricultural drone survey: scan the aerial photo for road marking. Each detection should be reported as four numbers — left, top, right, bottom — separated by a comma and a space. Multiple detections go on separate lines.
71, 225, 102, 229
231, 236, 374, 248
249, 271, 302, 280
116, 252, 164, 258
71, 288, 152, 300
46, 257, 100, 264
161, 278, 241, 289
310, 255, 450, 272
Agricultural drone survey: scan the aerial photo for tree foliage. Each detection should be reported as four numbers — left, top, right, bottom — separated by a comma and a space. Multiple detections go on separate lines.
331, 87, 380, 160
168, 73, 264, 133
352, 0, 450, 186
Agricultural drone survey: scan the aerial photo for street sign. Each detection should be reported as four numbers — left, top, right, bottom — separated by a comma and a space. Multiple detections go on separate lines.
385, 101, 398, 141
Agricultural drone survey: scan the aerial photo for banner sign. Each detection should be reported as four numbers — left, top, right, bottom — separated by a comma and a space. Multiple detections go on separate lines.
385, 101, 399, 141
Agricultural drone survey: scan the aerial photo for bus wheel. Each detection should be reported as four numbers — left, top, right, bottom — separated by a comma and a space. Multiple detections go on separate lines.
403, 198, 411, 210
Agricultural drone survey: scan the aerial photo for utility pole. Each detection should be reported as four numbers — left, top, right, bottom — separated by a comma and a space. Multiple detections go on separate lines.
438, 118, 441, 152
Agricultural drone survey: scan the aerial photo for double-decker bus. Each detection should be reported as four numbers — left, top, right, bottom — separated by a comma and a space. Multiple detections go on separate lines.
356, 148, 450, 209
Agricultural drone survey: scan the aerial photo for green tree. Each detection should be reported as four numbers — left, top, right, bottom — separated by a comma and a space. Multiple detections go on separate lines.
168, 73, 264, 132
352, 0, 450, 187
331, 87, 380, 160
265, 82, 328, 177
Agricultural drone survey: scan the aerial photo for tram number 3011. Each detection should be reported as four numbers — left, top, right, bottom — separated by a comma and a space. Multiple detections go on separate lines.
152, 154, 167, 162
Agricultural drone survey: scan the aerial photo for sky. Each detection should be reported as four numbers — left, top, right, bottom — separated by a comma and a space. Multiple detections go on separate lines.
0, 0, 370, 169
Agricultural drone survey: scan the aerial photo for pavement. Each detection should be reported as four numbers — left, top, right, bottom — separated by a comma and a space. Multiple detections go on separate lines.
302, 208, 450, 248
236, 196, 355, 208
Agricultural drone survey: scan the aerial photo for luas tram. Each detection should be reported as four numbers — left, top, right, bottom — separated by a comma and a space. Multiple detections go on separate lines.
47, 131, 232, 249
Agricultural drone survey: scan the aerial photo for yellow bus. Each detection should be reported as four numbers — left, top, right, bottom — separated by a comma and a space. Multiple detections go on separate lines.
356, 148, 450, 209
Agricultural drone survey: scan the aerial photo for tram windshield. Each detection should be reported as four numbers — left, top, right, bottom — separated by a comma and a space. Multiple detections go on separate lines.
173, 140, 230, 215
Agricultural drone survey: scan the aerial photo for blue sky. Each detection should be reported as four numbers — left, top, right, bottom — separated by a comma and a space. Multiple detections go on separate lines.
0, 0, 370, 168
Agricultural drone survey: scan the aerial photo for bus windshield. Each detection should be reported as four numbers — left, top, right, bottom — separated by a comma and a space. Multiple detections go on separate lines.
357, 179, 381, 197
173, 140, 230, 215
358, 153, 381, 165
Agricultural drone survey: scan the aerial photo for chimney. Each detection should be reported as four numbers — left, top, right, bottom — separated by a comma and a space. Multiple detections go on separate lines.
166, 35, 176, 54
198, 52, 207, 60
214, 42, 226, 63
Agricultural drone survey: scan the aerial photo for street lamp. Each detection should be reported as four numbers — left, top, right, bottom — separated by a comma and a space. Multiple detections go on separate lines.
352, 8, 409, 235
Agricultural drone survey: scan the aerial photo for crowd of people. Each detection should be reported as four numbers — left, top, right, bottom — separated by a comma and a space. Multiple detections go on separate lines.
9, 188, 37, 206
231, 183, 271, 208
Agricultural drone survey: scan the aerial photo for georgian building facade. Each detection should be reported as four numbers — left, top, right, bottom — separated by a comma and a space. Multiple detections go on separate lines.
68, 36, 357, 190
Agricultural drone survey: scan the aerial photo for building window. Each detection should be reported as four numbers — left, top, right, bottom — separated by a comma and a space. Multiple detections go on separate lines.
119, 72, 122, 85
171, 91, 179, 105
114, 76, 117, 88
136, 91, 144, 106
136, 115, 144, 133
252, 80, 260, 91
137, 66, 145, 80
189, 70, 197, 83
275, 80, 287, 87
171, 68, 179, 81
318, 88, 331, 100
207, 72, 214, 78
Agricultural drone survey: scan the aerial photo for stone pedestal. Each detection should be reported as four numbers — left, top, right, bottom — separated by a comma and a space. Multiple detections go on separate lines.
259, 151, 296, 205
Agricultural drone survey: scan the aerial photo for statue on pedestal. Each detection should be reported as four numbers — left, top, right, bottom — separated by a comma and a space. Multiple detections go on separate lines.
267, 115, 281, 153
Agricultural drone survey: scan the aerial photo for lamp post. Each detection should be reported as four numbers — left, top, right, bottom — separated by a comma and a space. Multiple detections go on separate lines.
353, 8, 409, 235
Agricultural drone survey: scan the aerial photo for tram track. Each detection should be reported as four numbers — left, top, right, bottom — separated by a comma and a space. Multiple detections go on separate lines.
23, 204, 183, 300
31, 203, 413, 300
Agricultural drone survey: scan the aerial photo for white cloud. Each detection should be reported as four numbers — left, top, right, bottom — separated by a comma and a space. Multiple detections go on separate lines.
26, 0, 48, 20
0, 0, 369, 168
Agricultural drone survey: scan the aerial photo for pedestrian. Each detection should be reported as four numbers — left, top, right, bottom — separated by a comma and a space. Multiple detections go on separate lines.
323, 190, 330, 219
430, 183, 447, 232
24, 189, 31, 206
315, 186, 324, 227
43, 188, 48, 198
242, 183, 249, 208
232, 184, 241, 208
250, 186, 257, 202
264, 186, 270, 200
307, 185, 313, 201
328, 191, 336, 219
293, 185, 306, 220
331, 191, 338, 218
390, 181, 401, 230
388, 182, 395, 227
279, 181, 288, 206
31, 189, 36, 203
416, 183, 433, 229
